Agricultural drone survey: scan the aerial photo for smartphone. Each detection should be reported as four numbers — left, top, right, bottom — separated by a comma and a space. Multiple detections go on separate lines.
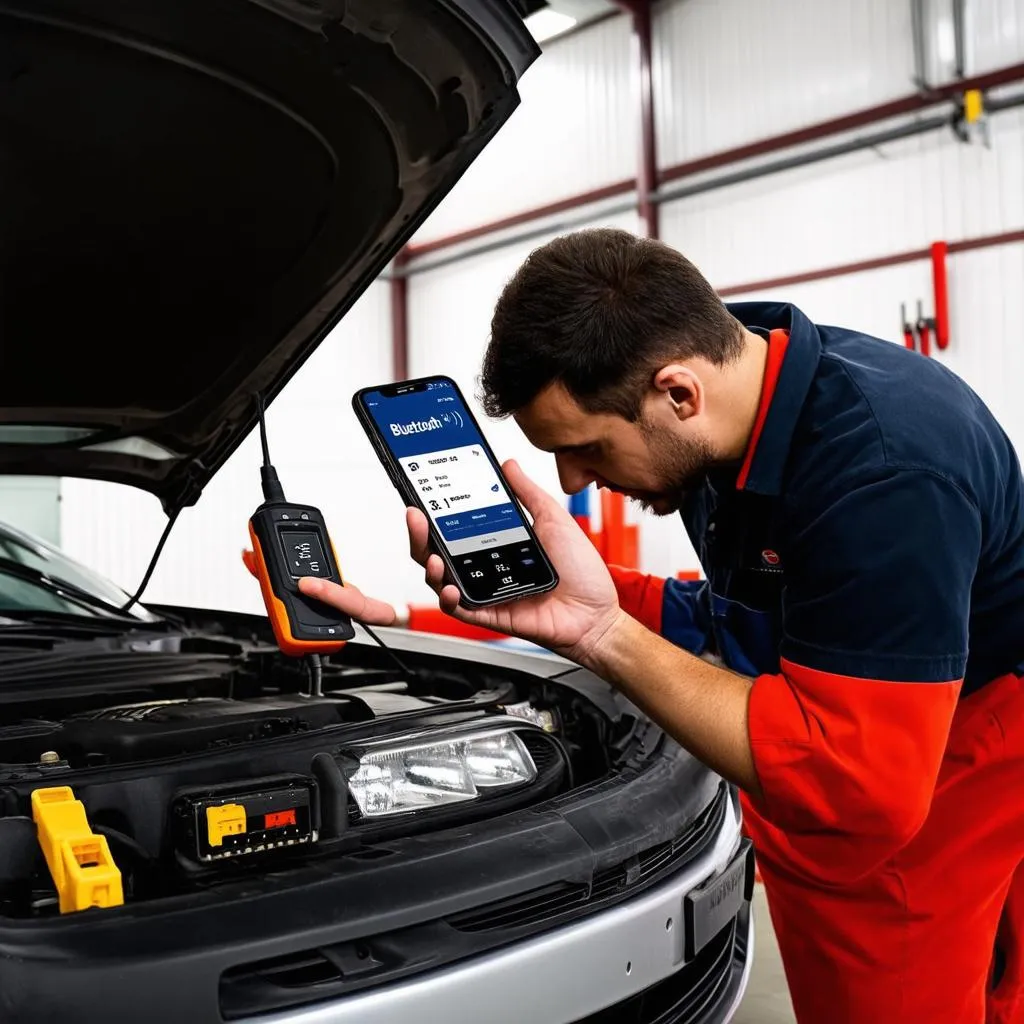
353, 375, 559, 608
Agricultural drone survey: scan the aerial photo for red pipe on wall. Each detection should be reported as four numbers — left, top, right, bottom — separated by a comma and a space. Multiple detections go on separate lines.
931, 241, 950, 350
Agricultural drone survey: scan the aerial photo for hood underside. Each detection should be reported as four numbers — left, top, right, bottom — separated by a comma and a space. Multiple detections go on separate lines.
0, 0, 536, 510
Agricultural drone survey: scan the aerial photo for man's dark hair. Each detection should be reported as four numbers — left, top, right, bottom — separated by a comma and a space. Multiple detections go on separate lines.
479, 228, 744, 421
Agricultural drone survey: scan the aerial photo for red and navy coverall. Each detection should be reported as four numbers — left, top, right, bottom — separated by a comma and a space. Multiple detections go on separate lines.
611, 302, 1024, 1023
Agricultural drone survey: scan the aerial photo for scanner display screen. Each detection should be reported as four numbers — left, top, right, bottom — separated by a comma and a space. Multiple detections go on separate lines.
279, 530, 329, 578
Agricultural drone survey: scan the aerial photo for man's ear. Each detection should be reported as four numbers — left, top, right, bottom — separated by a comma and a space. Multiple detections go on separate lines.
653, 364, 703, 421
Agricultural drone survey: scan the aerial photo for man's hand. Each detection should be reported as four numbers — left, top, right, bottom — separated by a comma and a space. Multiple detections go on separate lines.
296, 575, 400, 628
298, 460, 625, 664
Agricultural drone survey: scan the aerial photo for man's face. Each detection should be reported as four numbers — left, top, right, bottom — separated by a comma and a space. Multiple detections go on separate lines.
513, 381, 715, 516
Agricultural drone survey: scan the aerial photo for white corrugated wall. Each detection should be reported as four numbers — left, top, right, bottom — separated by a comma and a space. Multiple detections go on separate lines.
972, 0, 1024, 72
59, 284, 410, 610
652, 0, 915, 166
411, 14, 636, 244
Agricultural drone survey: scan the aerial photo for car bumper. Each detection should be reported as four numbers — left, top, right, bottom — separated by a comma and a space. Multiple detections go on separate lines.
250, 794, 751, 1024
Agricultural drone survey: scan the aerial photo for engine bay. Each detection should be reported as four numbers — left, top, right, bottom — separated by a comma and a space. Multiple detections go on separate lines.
0, 617, 631, 920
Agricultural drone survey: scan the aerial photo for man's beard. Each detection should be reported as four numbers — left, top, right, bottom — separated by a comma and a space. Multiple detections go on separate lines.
627, 422, 715, 516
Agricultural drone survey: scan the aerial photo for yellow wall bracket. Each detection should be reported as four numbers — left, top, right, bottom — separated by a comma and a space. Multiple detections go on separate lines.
31, 786, 124, 914
964, 89, 984, 124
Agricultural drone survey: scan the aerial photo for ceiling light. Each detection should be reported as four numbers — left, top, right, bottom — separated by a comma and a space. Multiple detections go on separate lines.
525, 8, 578, 43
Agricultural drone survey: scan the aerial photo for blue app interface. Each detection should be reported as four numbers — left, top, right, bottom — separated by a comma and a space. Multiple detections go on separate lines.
364, 381, 529, 554
363, 381, 551, 602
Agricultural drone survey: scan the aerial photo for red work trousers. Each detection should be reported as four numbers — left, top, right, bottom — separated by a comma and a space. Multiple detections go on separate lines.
742, 672, 1024, 1023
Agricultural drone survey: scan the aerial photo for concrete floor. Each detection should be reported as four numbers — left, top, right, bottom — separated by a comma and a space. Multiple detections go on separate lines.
733, 886, 796, 1023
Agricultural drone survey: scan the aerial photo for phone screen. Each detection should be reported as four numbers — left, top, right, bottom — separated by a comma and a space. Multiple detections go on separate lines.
358, 379, 557, 605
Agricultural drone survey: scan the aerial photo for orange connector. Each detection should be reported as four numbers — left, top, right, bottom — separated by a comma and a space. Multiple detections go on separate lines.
31, 786, 123, 914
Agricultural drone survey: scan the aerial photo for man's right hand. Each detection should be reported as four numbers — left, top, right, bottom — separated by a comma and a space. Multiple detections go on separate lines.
299, 460, 626, 667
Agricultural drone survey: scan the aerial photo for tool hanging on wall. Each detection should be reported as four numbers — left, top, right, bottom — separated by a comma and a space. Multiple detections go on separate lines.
901, 302, 919, 352
901, 301, 935, 358
916, 300, 933, 358
899, 241, 951, 358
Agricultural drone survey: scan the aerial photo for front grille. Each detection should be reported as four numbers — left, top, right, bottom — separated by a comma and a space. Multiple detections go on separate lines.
224, 949, 342, 995
447, 784, 728, 934
447, 880, 591, 932
576, 913, 743, 1024
220, 784, 736, 1020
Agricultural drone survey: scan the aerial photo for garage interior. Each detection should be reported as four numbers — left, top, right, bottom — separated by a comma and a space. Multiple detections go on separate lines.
17, 0, 1019, 635
1, 0, 1022, 1020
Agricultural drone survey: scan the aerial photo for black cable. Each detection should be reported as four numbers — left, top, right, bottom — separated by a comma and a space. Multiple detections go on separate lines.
360, 622, 417, 681
257, 392, 272, 467
255, 392, 285, 503
305, 652, 323, 698
119, 508, 182, 613
94, 824, 153, 863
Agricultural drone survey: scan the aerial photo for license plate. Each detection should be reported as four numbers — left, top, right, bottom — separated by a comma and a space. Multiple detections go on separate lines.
683, 838, 754, 959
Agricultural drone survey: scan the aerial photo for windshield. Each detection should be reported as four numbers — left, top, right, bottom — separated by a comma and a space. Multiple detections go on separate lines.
0, 520, 157, 622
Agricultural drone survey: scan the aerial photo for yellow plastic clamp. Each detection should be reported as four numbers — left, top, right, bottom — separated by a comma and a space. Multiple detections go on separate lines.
31, 786, 123, 914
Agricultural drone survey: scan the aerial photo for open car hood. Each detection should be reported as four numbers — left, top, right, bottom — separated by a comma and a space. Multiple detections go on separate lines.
0, 0, 537, 511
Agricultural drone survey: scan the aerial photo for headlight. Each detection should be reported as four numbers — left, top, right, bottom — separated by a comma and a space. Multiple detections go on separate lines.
348, 728, 538, 818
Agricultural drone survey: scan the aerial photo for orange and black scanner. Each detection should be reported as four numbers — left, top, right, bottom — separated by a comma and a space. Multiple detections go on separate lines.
246, 393, 354, 659
246, 501, 355, 657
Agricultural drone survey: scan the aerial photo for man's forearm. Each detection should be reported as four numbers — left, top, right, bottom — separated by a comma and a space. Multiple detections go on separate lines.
584, 612, 762, 797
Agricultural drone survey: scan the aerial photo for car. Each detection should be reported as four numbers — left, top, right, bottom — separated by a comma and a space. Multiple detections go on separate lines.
0, 2, 753, 1022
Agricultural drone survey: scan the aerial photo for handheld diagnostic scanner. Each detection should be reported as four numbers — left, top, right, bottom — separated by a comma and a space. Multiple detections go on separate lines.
247, 395, 355, 660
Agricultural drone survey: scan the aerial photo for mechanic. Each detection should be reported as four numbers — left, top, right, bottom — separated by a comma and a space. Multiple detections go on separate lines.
303, 228, 1024, 1024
